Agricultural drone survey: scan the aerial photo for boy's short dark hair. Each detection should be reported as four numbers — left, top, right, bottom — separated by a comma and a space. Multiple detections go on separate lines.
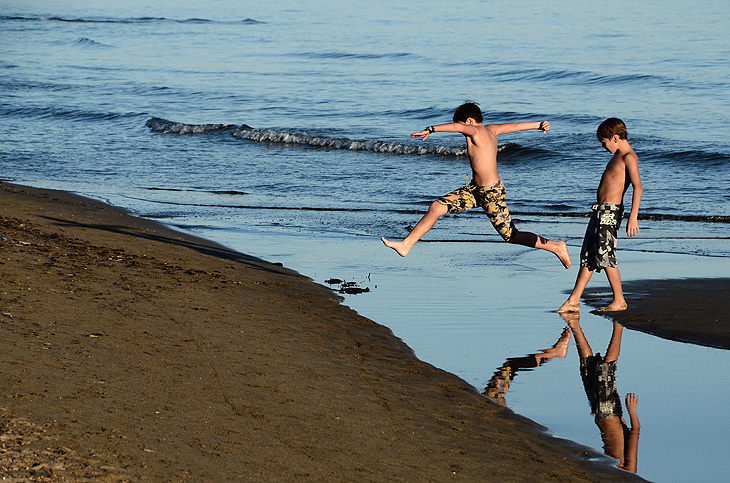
453, 102, 483, 123
597, 118, 628, 140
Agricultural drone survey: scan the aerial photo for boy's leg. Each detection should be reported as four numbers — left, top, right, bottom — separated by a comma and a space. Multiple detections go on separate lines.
560, 312, 593, 359
382, 201, 448, 257
535, 326, 572, 363
603, 322, 623, 362
476, 181, 571, 269
597, 267, 628, 311
508, 231, 571, 269
557, 266, 593, 312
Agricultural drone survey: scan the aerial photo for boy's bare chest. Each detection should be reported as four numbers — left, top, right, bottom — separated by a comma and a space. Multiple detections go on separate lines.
597, 160, 628, 200
602, 158, 627, 181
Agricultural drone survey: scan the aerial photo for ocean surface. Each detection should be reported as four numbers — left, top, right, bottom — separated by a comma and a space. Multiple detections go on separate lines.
2, 1, 729, 481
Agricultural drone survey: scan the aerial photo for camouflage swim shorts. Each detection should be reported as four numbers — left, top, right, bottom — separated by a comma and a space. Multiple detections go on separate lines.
580, 353, 622, 419
436, 179, 516, 242
580, 203, 624, 272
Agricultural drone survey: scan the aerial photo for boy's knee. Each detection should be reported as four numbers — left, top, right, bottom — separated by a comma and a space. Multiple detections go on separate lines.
429, 201, 449, 216
502, 224, 519, 243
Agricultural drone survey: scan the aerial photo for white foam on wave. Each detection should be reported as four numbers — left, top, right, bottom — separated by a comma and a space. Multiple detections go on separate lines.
231, 127, 467, 156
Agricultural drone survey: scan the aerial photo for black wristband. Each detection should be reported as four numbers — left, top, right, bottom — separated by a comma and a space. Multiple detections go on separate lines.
426, 125, 435, 133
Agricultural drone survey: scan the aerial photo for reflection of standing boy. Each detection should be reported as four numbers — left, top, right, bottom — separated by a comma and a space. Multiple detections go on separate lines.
558, 118, 642, 312
562, 313, 640, 473
381, 102, 571, 269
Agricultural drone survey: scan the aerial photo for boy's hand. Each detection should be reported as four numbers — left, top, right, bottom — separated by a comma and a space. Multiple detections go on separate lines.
539, 121, 551, 133
626, 218, 640, 237
411, 130, 431, 141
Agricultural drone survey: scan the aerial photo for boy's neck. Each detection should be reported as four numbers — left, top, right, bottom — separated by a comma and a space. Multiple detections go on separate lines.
616, 139, 632, 153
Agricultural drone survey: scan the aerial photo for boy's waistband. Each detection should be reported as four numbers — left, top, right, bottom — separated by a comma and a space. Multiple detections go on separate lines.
591, 203, 623, 211
467, 178, 504, 190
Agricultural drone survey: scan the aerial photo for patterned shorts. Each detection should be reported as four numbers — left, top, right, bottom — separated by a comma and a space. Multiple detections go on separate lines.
436, 179, 516, 242
581, 354, 622, 419
580, 203, 624, 272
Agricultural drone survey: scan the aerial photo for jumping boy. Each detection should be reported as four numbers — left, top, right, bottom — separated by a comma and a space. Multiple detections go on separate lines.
381, 102, 571, 269
558, 118, 642, 312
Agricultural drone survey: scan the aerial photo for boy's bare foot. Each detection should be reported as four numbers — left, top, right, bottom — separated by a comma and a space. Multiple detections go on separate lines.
381, 237, 411, 257
558, 311, 581, 329
596, 302, 628, 312
557, 300, 580, 313
554, 241, 571, 269
547, 327, 572, 358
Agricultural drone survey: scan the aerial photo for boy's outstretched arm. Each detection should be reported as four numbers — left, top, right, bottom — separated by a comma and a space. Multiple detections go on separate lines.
489, 121, 550, 135
624, 152, 642, 237
411, 122, 479, 141
411, 120, 549, 141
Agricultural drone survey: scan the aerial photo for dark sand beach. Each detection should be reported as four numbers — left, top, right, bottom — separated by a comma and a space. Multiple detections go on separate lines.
0, 182, 669, 482
583, 278, 730, 350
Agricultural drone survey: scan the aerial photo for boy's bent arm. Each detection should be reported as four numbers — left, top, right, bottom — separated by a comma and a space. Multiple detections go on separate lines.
625, 152, 642, 237
489, 121, 550, 135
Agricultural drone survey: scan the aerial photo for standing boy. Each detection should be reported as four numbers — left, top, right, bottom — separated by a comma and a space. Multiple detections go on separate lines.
558, 118, 642, 312
381, 102, 571, 269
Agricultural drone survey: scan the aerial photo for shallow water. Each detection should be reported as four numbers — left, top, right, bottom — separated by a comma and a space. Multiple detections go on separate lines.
2, 1, 730, 481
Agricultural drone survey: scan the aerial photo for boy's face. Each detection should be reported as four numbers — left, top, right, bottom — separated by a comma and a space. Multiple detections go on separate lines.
599, 135, 620, 153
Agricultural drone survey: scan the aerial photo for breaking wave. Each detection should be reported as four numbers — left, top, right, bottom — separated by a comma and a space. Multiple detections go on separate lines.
146, 117, 470, 156
0, 15, 264, 25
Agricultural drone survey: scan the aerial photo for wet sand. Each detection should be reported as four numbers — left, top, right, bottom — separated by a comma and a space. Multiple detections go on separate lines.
583, 278, 730, 350
0, 182, 648, 482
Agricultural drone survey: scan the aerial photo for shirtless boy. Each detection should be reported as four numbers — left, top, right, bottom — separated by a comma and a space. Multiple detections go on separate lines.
558, 118, 642, 312
381, 102, 571, 269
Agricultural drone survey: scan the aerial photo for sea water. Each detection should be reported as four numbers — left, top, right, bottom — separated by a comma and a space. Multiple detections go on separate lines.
2, 1, 729, 481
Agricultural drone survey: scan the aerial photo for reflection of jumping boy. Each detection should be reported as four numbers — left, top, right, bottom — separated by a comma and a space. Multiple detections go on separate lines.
483, 326, 571, 406
381, 102, 571, 269
558, 118, 642, 312
562, 313, 640, 473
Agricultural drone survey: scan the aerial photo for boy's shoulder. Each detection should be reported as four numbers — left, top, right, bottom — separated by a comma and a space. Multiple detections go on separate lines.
620, 146, 639, 164
604, 149, 634, 172
614, 141, 639, 164
481, 123, 500, 136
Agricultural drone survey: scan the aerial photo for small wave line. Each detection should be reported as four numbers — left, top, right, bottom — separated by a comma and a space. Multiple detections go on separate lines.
146, 117, 470, 156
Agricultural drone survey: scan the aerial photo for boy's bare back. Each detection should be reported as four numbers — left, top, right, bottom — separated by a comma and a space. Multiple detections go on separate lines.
412, 120, 550, 187
462, 124, 500, 186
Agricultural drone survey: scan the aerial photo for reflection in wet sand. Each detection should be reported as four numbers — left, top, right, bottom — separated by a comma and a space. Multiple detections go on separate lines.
483, 314, 641, 473
482, 327, 571, 406
562, 313, 640, 473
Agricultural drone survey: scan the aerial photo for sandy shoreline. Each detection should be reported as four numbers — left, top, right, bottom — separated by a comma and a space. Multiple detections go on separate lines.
583, 278, 730, 351
1, 181, 651, 482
